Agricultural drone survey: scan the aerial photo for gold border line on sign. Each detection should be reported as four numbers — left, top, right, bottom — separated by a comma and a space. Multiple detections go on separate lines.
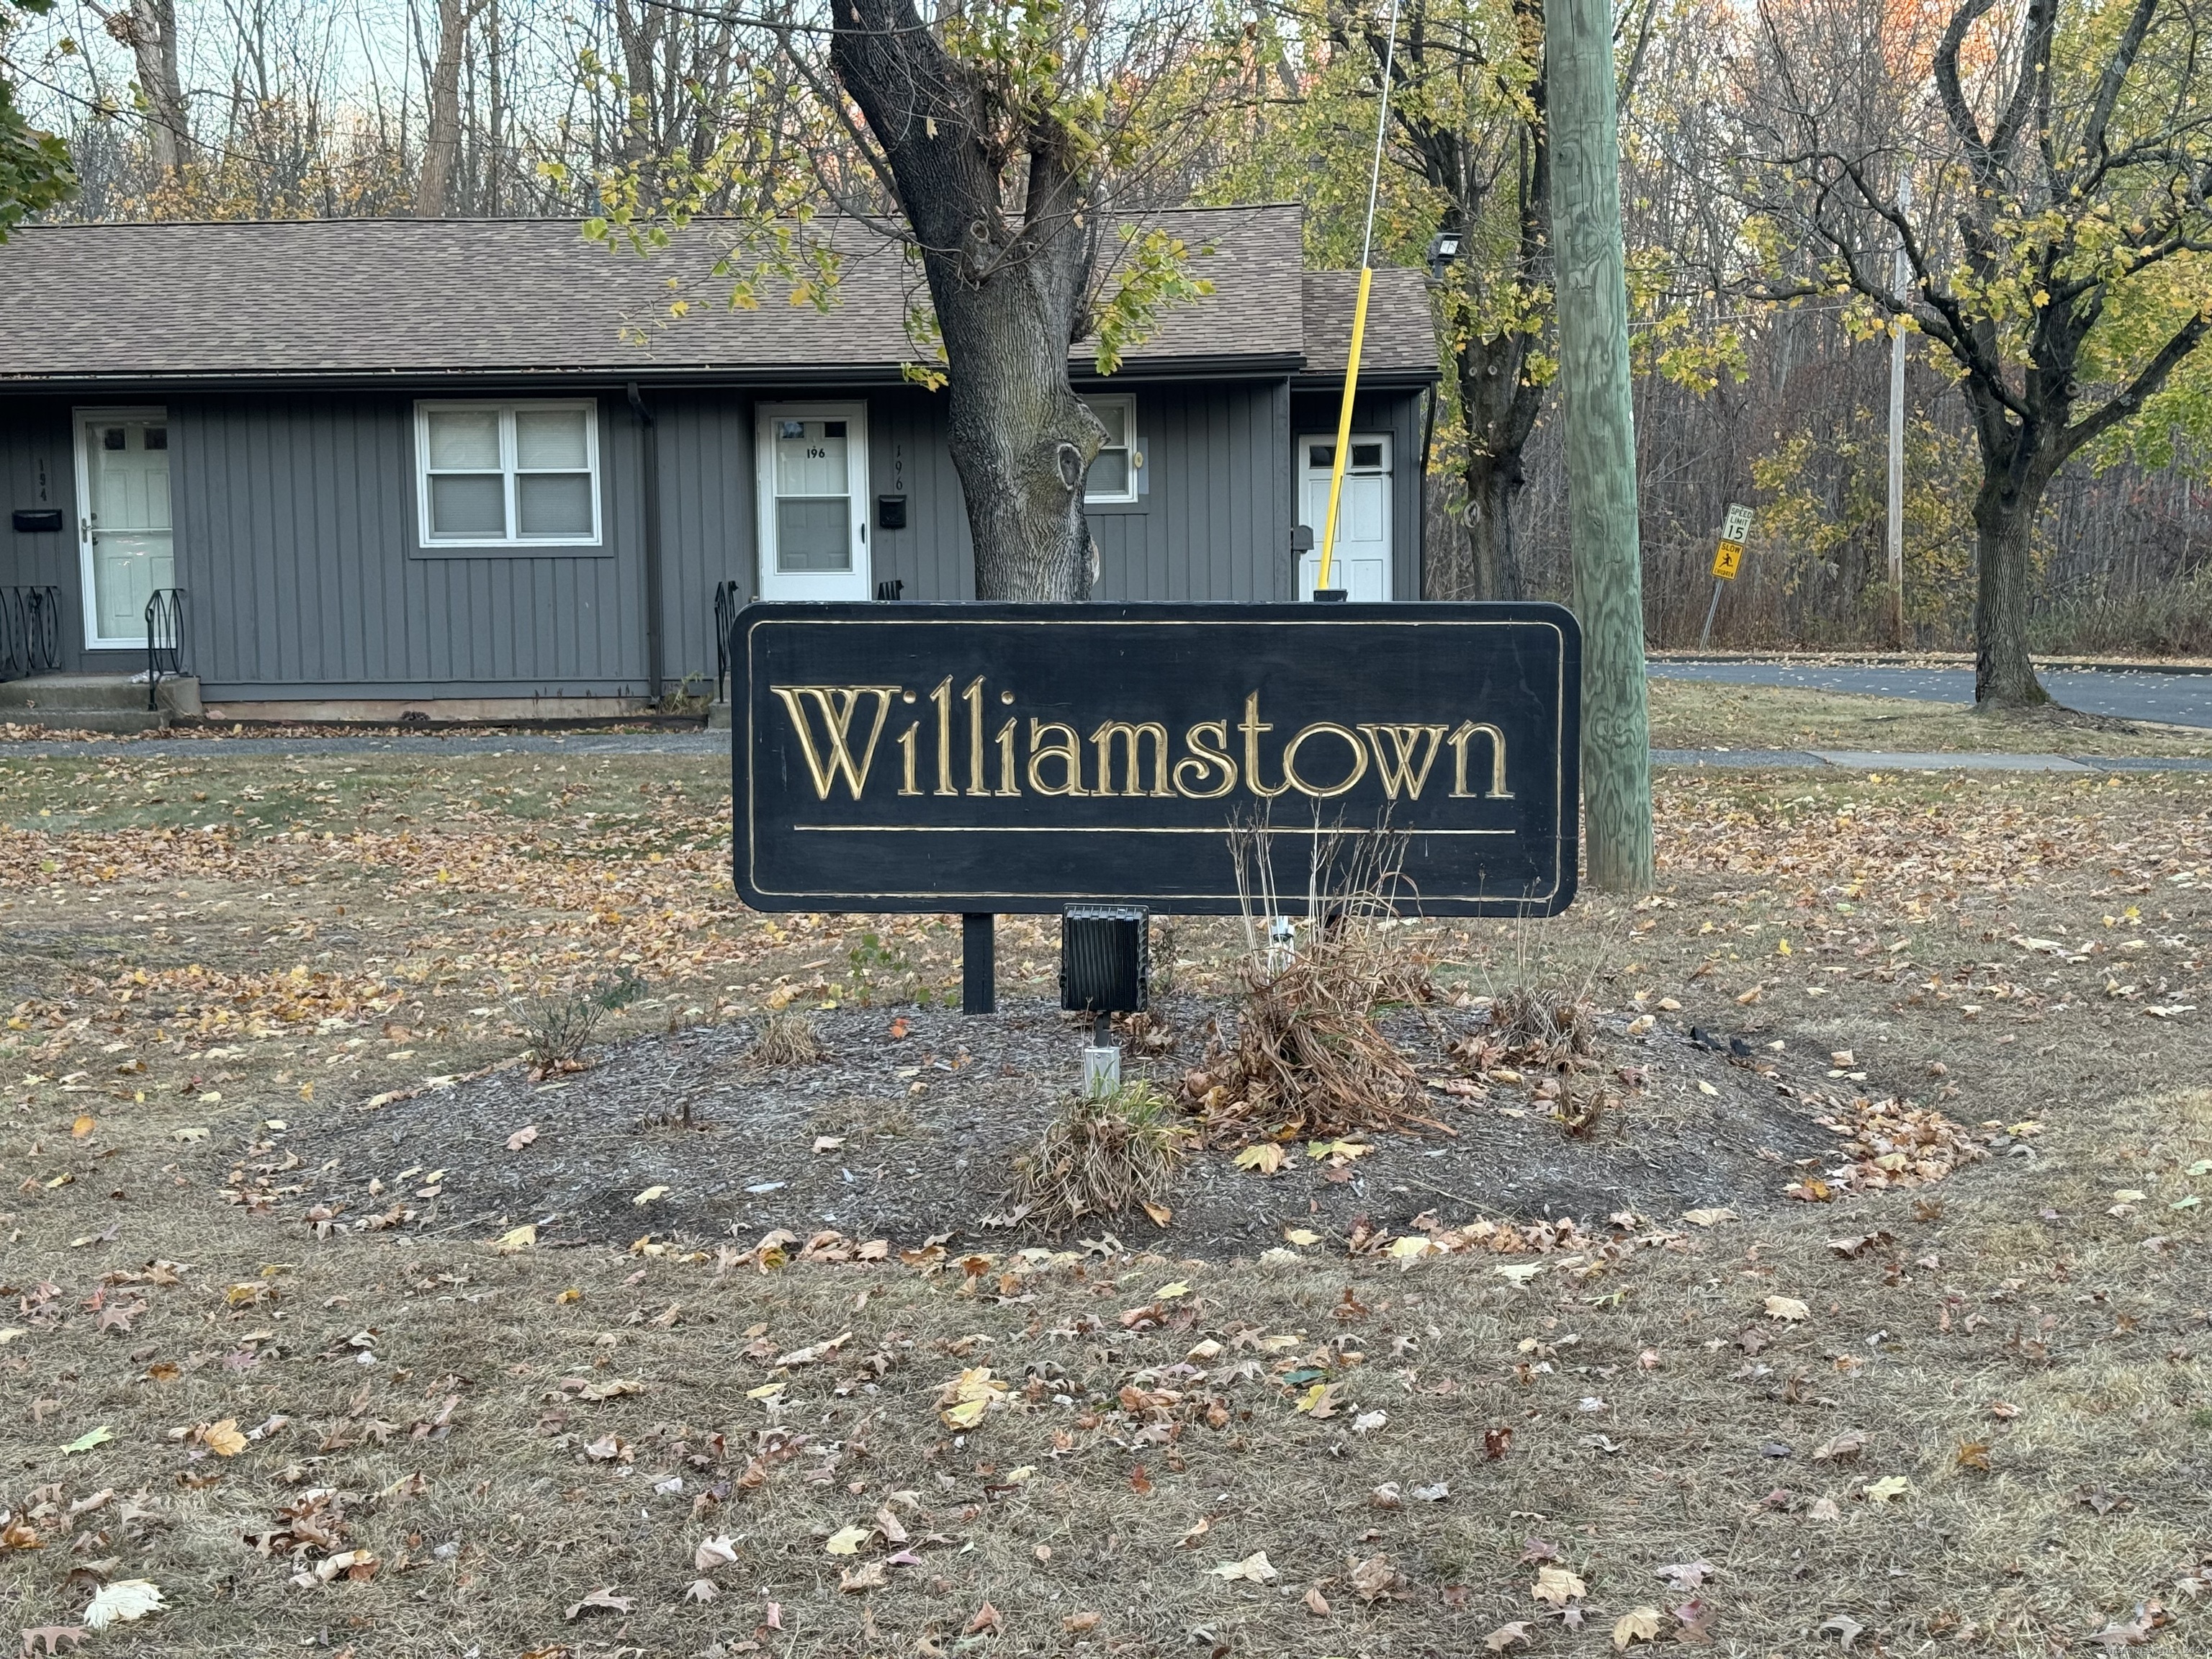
742, 614, 1570, 904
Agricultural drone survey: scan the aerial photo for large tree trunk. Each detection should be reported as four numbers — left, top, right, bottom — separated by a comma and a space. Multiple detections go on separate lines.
101, 0, 191, 177
832, 0, 1102, 601
1443, 330, 1545, 599
1442, 448, 1524, 601
1970, 466, 2050, 707
415, 0, 472, 218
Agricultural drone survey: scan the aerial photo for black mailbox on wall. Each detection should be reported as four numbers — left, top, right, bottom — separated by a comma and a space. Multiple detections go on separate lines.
876, 495, 907, 531
12, 509, 63, 533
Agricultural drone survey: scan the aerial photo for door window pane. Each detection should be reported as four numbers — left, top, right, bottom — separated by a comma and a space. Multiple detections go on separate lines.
774, 422, 849, 495
776, 498, 852, 572
430, 474, 507, 536
518, 474, 593, 537
1352, 442, 1384, 469
516, 408, 588, 469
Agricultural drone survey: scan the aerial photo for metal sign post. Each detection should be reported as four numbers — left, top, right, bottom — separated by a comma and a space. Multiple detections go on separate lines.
1700, 503, 1755, 649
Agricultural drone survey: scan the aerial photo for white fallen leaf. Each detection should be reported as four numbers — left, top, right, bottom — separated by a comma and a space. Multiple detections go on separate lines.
84, 1579, 166, 1629
633, 1184, 669, 1206
1352, 1411, 1388, 1434
1494, 1263, 1543, 1285
1696, 1079, 1719, 1097
824, 1525, 871, 1555
1864, 1475, 1910, 1503
1682, 1207, 1735, 1227
1764, 1295, 1811, 1321
1208, 1550, 1279, 1583
1410, 1481, 1450, 1502
695, 1534, 739, 1573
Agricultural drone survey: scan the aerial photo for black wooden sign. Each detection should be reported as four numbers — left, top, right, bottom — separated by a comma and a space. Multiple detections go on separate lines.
733, 602, 1580, 916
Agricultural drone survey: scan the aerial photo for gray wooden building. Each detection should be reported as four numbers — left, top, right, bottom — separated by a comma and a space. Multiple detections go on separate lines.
0, 204, 1437, 721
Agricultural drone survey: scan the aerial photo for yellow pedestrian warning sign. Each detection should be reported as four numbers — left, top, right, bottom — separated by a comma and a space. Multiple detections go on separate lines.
1711, 504, 1754, 580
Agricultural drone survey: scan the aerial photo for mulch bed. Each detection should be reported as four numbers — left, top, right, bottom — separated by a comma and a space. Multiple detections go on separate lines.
279, 993, 1923, 1258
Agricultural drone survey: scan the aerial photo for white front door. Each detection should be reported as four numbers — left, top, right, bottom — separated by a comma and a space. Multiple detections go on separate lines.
76, 408, 176, 647
1298, 432, 1393, 601
757, 403, 870, 602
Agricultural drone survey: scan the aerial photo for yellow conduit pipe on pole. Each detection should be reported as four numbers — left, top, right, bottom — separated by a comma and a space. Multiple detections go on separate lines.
1315, 0, 1400, 596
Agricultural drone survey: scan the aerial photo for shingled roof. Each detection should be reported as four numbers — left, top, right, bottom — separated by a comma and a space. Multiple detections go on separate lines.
0, 204, 1435, 387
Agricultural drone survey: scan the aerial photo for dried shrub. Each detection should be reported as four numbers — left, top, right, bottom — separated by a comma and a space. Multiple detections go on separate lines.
1005, 1082, 1195, 1236
747, 1011, 824, 1067
517, 967, 646, 1080
1450, 986, 1602, 1074
1184, 813, 1438, 1140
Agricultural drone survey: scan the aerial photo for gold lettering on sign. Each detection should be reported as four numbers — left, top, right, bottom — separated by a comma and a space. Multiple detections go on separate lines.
963, 677, 988, 796
896, 722, 921, 796
994, 719, 1021, 796
1281, 721, 1370, 798
928, 677, 956, 796
1174, 721, 1238, 798
1027, 720, 1089, 796
770, 685, 901, 801
1090, 721, 1174, 798
1447, 720, 1513, 798
1240, 693, 1290, 798
1359, 724, 1448, 799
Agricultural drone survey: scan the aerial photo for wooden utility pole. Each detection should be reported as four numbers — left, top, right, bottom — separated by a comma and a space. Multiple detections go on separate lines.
1546, 0, 1653, 892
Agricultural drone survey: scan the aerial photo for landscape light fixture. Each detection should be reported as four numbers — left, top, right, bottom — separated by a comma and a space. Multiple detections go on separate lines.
1061, 905, 1149, 1097
1427, 230, 1462, 274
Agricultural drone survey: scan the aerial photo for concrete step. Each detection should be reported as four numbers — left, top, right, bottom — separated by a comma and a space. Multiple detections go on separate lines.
0, 706, 171, 734
0, 674, 199, 731
0, 674, 156, 711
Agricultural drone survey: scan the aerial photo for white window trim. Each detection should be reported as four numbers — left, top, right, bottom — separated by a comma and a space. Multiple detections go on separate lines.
414, 399, 603, 549
1082, 394, 1140, 504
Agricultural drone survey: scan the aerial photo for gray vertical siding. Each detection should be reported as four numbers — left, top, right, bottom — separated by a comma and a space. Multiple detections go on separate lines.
655, 390, 757, 688
1085, 378, 1291, 602
0, 397, 101, 667
171, 391, 646, 698
6, 372, 1419, 700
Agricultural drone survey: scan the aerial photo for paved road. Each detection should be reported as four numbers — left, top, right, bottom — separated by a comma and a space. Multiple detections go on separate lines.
1650, 659, 2212, 728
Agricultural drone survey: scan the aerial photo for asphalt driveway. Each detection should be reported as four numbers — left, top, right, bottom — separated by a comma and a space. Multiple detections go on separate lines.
1651, 660, 2212, 729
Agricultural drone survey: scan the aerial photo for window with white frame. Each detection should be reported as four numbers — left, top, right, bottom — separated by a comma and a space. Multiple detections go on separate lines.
1082, 395, 1139, 503
415, 400, 601, 547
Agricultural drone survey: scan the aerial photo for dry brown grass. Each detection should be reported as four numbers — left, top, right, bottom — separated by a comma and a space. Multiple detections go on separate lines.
1002, 1082, 1196, 1236
745, 1010, 825, 1067
5, 749, 2212, 1654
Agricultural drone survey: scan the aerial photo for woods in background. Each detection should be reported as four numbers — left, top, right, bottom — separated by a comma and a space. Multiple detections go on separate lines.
3, 0, 2207, 661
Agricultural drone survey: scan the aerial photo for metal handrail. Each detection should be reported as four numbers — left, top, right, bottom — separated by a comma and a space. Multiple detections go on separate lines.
713, 579, 741, 704
0, 585, 62, 683
145, 587, 186, 711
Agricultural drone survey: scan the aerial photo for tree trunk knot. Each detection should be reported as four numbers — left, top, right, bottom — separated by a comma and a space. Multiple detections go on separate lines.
1055, 442, 1084, 493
